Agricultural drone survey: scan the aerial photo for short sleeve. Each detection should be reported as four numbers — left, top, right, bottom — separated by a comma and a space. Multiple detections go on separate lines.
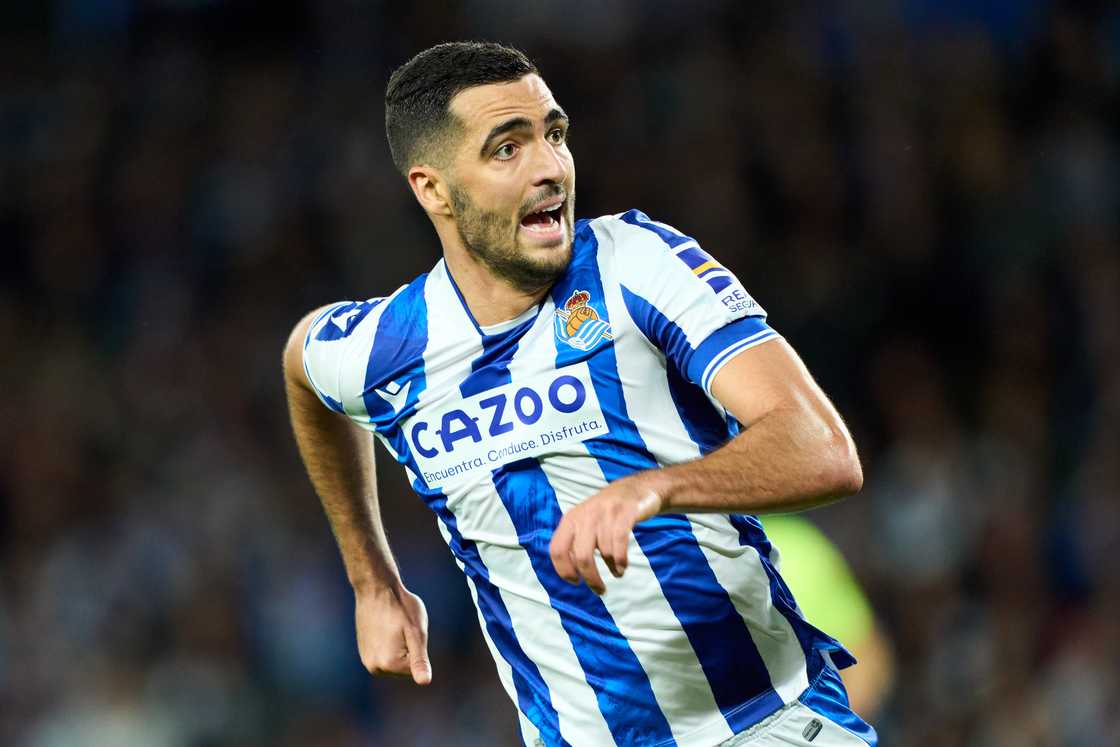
608, 210, 780, 394
302, 299, 382, 414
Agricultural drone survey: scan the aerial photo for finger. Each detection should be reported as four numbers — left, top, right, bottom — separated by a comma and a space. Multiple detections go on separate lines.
572, 525, 606, 594
601, 553, 622, 579
597, 521, 623, 578
550, 518, 578, 583
611, 524, 630, 577
403, 624, 432, 686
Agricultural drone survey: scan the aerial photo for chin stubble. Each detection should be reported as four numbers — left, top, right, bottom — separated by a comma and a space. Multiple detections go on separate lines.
450, 186, 574, 295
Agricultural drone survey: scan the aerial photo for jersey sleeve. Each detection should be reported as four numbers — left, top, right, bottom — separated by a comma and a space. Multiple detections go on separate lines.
302, 299, 383, 414
609, 210, 779, 394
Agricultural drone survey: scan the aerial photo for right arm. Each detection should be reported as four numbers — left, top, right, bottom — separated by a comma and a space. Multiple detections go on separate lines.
283, 308, 431, 685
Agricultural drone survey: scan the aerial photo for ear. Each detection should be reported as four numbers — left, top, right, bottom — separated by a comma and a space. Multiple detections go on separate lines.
407, 165, 453, 217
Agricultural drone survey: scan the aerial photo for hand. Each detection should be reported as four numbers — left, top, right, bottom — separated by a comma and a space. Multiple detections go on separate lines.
354, 583, 432, 685
548, 475, 663, 595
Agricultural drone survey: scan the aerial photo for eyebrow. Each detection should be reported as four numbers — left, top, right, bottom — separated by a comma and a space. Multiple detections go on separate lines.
479, 108, 569, 156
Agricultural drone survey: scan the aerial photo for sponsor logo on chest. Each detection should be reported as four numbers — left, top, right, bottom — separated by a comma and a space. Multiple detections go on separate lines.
404, 363, 607, 488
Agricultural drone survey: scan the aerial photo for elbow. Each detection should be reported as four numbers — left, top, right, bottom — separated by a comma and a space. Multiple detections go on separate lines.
822, 429, 863, 499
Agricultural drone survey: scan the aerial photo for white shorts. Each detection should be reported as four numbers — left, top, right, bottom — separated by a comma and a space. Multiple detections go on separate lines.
717, 655, 877, 747
716, 702, 871, 746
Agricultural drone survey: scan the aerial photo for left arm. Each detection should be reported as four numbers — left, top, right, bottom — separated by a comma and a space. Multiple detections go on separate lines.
549, 336, 862, 594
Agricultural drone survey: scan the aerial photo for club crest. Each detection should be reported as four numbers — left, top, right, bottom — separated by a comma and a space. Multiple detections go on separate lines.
555, 289, 613, 351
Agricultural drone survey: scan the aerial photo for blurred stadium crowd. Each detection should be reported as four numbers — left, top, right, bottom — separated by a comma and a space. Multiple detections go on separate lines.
2, 1, 1118, 745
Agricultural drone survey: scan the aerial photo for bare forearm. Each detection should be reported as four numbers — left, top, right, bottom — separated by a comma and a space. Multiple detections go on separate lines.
550, 338, 863, 593
647, 404, 862, 515
286, 375, 401, 592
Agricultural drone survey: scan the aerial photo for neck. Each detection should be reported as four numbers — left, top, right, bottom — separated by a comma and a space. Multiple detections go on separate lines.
441, 239, 551, 328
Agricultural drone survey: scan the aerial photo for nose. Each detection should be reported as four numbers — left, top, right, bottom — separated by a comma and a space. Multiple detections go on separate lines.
530, 137, 568, 187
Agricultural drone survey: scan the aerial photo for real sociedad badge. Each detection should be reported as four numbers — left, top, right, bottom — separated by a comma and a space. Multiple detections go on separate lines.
555, 289, 613, 351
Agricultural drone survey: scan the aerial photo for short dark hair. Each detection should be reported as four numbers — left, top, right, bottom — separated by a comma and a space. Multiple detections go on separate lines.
385, 41, 538, 176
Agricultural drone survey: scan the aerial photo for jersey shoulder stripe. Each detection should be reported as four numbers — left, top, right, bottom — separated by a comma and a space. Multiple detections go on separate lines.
617, 209, 737, 294
591, 211, 778, 395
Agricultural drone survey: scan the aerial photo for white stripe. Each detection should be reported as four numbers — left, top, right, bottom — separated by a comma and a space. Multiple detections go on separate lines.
586, 235, 736, 744
338, 287, 407, 415
538, 452, 734, 746
449, 475, 614, 746
700, 330, 779, 393
484, 315, 620, 746
690, 517, 810, 704
304, 296, 396, 416
302, 301, 353, 410
592, 216, 732, 346
415, 271, 607, 743
415, 269, 578, 740
454, 556, 542, 747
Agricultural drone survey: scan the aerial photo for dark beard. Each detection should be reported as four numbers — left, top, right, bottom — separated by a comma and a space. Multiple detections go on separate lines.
450, 184, 574, 294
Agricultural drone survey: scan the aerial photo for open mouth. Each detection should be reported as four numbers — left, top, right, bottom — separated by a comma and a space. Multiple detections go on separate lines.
519, 199, 565, 236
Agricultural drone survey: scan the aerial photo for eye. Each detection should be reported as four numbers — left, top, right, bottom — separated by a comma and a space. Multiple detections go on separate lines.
547, 127, 567, 145
494, 142, 518, 160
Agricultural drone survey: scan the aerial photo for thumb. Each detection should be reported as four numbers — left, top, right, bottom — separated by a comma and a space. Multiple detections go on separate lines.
404, 625, 432, 685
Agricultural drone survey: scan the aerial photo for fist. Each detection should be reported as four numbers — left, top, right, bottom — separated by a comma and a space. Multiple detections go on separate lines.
355, 585, 432, 685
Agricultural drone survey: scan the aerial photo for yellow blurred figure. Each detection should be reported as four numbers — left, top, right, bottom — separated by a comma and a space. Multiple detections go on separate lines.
762, 515, 895, 720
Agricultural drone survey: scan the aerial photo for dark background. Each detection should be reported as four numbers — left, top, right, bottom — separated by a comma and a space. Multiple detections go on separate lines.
2, 1, 1117, 745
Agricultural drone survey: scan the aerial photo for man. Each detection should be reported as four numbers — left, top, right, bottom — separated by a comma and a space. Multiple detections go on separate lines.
283, 41, 876, 747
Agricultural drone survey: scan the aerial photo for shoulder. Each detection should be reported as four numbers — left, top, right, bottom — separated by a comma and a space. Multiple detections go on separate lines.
309, 270, 432, 343
301, 271, 434, 411
580, 209, 694, 243
572, 209, 709, 290
574, 209, 697, 263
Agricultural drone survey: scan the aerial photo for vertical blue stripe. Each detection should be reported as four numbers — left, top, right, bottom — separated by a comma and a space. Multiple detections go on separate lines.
460, 315, 537, 398
427, 490, 569, 747
730, 515, 856, 673
664, 364, 731, 455
552, 222, 786, 733
360, 276, 566, 745
620, 286, 729, 455
362, 276, 431, 431
464, 273, 670, 743
492, 459, 673, 747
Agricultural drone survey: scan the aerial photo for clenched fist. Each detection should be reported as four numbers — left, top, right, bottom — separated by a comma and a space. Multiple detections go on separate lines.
355, 584, 432, 685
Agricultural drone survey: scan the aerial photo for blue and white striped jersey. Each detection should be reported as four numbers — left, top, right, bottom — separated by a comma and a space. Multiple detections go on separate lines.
303, 210, 855, 747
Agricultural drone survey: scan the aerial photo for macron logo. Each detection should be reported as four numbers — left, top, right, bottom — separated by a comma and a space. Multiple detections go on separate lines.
372, 378, 412, 415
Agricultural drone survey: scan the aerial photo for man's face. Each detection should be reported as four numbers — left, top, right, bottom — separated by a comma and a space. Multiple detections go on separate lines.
444, 74, 576, 293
